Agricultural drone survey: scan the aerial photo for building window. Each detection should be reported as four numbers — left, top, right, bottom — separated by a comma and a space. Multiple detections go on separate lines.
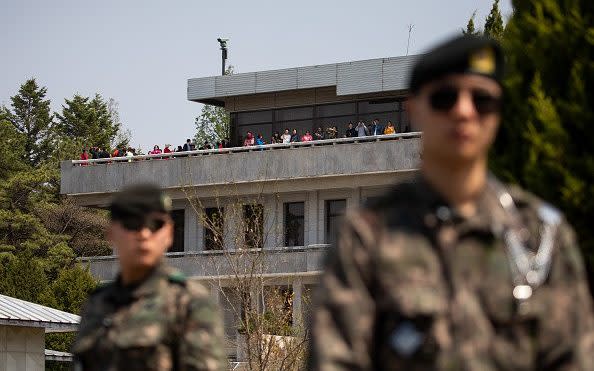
284, 202, 305, 247
169, 209, 185, 253
325, 199, 346, 245
244, 204, 264, 249
204, 207, 224, 250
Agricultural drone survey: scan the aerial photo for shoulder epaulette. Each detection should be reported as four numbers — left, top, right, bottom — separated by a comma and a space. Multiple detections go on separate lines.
167, 271, 187, 285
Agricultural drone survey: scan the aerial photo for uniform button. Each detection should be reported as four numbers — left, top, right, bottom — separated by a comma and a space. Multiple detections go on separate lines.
436, 206, 452, 222
103, 317, 113, 327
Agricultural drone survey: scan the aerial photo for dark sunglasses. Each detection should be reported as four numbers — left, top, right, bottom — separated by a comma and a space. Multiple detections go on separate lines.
428, 86, 502, 115
119, 216, 167, 232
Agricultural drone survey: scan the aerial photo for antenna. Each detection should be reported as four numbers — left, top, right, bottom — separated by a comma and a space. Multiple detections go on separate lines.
406, 24, 414, 56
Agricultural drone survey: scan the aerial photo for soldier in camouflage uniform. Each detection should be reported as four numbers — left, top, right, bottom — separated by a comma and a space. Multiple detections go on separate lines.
308, 35, 594, 370
72, 184, 226, 371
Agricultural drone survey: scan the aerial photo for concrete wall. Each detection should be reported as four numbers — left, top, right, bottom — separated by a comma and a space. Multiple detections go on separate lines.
0, 325, 44, 371
61, 137, 421, 199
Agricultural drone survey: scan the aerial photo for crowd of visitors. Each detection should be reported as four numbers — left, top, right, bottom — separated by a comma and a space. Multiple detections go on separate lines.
241, 119, 400, 147
77, 119, 403, 163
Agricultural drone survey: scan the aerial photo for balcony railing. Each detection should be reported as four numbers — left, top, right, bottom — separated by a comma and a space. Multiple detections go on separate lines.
79, 245, 329, 282
69, 132, 422, 166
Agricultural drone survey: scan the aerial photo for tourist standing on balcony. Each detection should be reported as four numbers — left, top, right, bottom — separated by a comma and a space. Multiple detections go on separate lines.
182, 138, 191, 152
290, 128, 300, 142
72, 184, 226, 370
302, 130, 313, 142
80, 148, 89, 166
345, 122, 356, 137
256, 133, 265, 145
326, 126, 338, 139
281, 129, 291, 143
384, 121, 396, 134
243, 131, 255, 146
309, 34, 594, 370
356, 120, 369, 137
369, 119, 384, 136
314, 127, 325, 141
149, 145, 162, 155
271, 131, 282, 144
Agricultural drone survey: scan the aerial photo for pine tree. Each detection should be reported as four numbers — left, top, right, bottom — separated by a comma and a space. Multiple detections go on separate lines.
55, 94, 122, 150
463, 11, 480, 35
484, 0, 504, 39
491, 0, 594, 287
1, 79, 54, 166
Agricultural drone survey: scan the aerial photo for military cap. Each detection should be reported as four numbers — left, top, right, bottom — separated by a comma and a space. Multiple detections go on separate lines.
409, 34, 504, 93
110, 183, 172, 221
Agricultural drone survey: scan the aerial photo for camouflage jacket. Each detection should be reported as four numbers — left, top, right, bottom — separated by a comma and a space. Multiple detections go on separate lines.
71, 263, 226, 371
309, 176, 594, 370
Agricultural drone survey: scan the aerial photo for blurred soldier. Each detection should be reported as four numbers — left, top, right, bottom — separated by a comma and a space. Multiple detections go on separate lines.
308, 35, 594, 370
72, 184, 226, 371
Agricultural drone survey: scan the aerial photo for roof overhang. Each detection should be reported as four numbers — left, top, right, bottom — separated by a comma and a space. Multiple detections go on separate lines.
187, 55, 420, 104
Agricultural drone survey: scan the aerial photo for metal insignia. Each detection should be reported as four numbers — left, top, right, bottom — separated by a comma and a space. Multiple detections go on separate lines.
389, 321, 424, 357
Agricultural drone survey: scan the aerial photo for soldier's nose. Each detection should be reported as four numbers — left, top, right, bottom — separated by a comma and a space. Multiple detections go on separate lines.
451, 90, 478, 119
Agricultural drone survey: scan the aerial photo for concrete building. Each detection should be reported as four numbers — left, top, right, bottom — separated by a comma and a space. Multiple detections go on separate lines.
0, 294, 79, 371
61, 55, 422, 360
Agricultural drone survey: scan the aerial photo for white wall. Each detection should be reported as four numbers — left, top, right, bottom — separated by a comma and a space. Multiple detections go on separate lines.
0, 325, 45, 371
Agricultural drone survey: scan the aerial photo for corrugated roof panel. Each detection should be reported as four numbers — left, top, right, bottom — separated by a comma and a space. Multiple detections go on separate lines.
255, 68, 298, 93
336, 59, 383, 96
0, 294, 80, 326
382, 55, 421, 92
298, 64, 337, 89
215, 73, 256, 97
187, 77, 216, 101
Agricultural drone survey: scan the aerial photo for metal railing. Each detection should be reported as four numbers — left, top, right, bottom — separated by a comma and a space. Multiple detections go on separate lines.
78, 243, 331, 262
70, 132, 422, 166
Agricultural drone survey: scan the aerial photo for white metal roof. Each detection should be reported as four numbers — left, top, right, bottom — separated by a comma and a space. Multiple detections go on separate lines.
45, 349, 74, 362
187, 55, 421, 103
0, 294, 80, 332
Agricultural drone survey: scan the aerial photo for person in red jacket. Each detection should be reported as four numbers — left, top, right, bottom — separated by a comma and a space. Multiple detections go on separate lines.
80, 149, 89, 166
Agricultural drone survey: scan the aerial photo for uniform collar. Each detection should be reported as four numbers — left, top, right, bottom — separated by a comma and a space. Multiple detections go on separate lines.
112, 262, 168, 301
415, 174, 510, 236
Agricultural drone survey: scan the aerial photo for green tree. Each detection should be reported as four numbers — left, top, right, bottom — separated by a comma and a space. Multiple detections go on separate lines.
194, 66, 233, 145
484, 0, 505, 39
463, 11, 481, 35
491, 0, 594, 287
55, 94, 122, 150
0, 118, 28, 179
1, 78, 53, 166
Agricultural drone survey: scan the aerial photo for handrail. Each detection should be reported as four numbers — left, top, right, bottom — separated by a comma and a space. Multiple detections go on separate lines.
78, 244, 330, 262
70, 132, 422, 166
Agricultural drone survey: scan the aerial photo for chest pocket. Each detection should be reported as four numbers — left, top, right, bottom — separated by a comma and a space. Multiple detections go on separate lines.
374, 235, 451, 370
112, 321, 172, 371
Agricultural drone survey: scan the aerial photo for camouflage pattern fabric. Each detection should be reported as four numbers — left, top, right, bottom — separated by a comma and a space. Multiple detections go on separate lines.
72, 263, 226, 371
308, 176, 594, 370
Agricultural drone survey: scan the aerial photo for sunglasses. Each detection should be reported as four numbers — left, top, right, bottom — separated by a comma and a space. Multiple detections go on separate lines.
119, 216, 168, 232
428, 86, 502, 115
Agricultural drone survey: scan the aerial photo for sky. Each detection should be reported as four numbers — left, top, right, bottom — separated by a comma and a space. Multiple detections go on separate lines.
0, 0, 513, 152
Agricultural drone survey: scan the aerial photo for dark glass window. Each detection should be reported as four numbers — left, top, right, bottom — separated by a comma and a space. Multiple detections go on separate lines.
169, 209, 185, 253
358, 99, 398, 114
284, 202, 305, 247
275, 107, 313, 121
274, 120, 315, 138
325, 200, 346, 245
238, 123, 272, 145
244, 204, 264, 249
236, 110, 273, 125
316, 103, 356, 118
204, 207, 224, 250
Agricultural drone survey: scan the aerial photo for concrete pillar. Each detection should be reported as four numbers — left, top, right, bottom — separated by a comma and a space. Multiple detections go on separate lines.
263, 194, 278, 248
292, 278, 303, 331
306, 191, 319, 246
224, 204, 240, 250
352, 187, 362, 207
185, 204, 199, 252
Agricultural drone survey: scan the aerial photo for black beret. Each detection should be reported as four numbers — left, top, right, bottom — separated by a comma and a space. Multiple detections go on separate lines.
110, 183, 171, 221
409, 34, 504, 93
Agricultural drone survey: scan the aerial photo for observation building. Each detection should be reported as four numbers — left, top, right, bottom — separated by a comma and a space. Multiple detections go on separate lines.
60, 55, 422, 360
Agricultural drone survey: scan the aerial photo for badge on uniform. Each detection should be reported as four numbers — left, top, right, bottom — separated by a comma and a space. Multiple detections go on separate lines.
389, 321, 424, 357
